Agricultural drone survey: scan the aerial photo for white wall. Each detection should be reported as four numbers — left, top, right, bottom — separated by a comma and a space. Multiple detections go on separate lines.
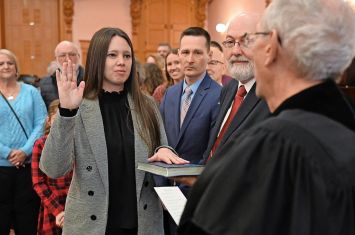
207, 0, 266, 44
73, 0, 132, 44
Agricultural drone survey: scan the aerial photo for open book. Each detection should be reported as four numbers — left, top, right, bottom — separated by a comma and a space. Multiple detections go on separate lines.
137, 161, 204, 177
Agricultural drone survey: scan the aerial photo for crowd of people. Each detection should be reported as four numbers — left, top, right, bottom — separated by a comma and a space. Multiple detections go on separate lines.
1, 0, 355, 234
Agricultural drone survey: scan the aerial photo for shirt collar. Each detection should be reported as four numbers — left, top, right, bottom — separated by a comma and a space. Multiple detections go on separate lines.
238, 78, 255, 93
183, 71, 206, 94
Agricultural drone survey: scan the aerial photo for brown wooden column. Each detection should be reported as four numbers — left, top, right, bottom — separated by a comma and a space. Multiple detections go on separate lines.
59, 0, 74, 41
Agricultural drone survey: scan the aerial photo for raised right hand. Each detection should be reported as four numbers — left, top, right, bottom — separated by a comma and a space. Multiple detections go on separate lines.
56, 60, 85, 109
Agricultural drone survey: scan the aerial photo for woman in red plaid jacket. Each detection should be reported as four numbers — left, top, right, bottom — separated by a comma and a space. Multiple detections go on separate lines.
32, 99, 73, 235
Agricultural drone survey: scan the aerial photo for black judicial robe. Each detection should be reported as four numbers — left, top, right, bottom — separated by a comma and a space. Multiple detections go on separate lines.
178, 80, 355, 235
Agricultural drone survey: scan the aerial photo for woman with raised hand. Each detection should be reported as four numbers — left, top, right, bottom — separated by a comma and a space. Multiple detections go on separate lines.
39, 28, 186, 235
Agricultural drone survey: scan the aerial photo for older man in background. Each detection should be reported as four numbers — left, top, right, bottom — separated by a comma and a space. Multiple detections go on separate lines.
207, 41, 232, 86
178, 0, 355, 234
157, 42, 172, 59
40, 41, 84, 109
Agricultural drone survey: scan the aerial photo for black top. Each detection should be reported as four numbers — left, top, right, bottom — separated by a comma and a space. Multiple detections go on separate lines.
178, 80, 355, 235
99, 90, 137, 233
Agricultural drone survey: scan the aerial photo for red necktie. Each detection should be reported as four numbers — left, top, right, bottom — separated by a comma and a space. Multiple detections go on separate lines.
208, 85, 247, 161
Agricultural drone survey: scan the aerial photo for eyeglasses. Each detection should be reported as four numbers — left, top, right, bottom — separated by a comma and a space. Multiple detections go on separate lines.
222, 32, 271, 49
57, 52, 78, 59
208, 60, 224, 66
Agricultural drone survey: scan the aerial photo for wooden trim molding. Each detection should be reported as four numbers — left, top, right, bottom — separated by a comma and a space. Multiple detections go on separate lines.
59, 0, 74, 41
195, 0, 208, 27
130, 0, 143, 36
79, 39, 90, 68
0, 0, 4, 47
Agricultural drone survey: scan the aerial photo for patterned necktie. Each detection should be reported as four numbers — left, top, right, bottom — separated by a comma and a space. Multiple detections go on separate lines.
208, 85, 247, 161
180, 86, 193, 127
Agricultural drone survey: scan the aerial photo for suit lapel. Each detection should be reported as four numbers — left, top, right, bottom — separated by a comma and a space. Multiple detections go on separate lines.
205, 80, 238, 153
220, 83, 260, 146
178, 75, 210, 143
172, 83, 184, 146
80, 99, 109, 194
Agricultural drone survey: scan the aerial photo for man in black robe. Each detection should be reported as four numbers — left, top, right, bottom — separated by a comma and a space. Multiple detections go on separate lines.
178, 0, 355, 234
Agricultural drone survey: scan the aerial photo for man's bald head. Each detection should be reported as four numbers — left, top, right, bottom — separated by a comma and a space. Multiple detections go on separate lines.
55, 41, 80, 70
223, 12, 261, 83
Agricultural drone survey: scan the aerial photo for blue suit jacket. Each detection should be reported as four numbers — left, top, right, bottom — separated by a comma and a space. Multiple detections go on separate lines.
160, 73, 221, 163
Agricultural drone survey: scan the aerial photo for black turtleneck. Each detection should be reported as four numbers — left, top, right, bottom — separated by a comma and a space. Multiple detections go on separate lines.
98, 90, 137, 234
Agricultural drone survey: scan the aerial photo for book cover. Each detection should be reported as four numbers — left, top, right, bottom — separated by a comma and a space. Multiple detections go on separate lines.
137, 161, 204, 177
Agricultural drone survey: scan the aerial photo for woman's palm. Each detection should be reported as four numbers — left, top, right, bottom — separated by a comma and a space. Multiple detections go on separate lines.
56, 61, 85, 109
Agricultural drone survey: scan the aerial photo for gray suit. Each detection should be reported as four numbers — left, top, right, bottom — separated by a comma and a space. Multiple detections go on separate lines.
40, 95, 166, 235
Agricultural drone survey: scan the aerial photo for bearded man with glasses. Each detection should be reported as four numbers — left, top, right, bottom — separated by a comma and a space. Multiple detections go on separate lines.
199, 12, 270, 165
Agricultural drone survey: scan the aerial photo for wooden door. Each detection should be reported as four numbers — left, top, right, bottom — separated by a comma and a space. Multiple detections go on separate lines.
132, 0, 207, 62
169, 0, 194, 48
3, 0, 59, 77
144, 0, 169, 54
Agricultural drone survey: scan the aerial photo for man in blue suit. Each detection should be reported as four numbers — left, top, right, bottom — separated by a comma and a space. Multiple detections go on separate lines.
159, 26, 221, 235
160, 27, 221, 164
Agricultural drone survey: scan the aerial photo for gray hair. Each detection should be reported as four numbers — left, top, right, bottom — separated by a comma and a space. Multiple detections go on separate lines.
262, 0, 355, 81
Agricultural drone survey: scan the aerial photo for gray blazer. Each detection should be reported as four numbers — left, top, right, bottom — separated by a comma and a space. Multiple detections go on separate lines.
40, 95, 166, 235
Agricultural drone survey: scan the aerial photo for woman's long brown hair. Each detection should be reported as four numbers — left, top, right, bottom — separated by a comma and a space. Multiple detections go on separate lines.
83, 28, 161, 155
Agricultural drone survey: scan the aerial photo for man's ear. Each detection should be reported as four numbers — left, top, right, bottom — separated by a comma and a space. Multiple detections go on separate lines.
265, 29, 279, 66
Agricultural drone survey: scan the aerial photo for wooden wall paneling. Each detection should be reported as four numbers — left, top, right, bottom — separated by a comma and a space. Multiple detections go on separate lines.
0, 0, 4, 48
79, 39, 90, 68
59, 0, 74, 41
194, 0, 208, 27
32, 0, 59, 76
169, 0, 194, 48
4, 0, 60, 77
4, 0, 34, 75
130, 0, 208, 62
131, 0, 144, 61
143, 0, 169, 58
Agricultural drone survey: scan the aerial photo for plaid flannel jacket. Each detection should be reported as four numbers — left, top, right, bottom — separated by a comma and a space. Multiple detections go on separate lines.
32, 136, 73, 235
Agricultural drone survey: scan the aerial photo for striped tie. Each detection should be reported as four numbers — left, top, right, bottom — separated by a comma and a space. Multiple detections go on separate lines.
180, 86, 193, 127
